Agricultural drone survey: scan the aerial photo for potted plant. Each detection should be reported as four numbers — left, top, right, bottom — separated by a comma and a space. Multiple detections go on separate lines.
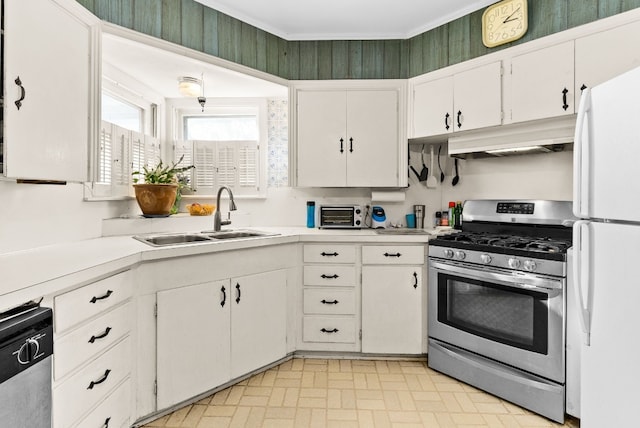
132, 156, 195, 217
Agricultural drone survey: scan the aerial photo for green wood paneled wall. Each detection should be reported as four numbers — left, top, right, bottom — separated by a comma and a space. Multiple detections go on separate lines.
76, 0, 640, 79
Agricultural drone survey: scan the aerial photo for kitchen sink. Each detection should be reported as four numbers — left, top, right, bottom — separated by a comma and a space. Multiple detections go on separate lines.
204, 230, 271, 240
133, 229, 278, 247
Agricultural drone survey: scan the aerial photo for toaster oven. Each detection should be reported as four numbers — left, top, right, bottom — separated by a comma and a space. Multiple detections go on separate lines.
319, 205, 363, 229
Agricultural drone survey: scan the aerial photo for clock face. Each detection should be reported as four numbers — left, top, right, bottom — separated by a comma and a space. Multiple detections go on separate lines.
482, 0, 528, 48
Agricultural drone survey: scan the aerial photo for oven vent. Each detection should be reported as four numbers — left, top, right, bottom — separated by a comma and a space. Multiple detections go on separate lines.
447, 115, 576, 159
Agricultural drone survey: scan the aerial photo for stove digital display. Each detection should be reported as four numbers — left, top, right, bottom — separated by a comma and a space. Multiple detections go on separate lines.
496, 202, 535, 214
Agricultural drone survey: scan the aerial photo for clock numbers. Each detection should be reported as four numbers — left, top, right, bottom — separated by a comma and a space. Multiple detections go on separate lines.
482, 0, 528, 48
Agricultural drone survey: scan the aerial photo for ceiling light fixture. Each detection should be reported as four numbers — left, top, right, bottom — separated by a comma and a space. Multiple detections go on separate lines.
197, 73, 206, 112
177, 76, 201, 97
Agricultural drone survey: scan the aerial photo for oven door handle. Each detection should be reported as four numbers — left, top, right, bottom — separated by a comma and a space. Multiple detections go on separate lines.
430, 260, 563, 292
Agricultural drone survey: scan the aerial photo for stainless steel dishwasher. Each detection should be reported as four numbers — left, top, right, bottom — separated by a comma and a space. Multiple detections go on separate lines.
0, 304, 53, 428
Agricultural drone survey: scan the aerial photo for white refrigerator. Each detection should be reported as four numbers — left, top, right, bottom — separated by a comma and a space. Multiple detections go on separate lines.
573, 65, 640, 426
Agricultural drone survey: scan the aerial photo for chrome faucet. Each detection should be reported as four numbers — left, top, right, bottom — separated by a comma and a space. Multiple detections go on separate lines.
213, 186, 237, 231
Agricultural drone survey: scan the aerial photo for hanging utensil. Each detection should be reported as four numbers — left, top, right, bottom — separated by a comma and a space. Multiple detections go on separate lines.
408, 150, 421, 181
438, 144, 445, 182
452, 158, 460, 186
419, 145, 428, 182
426, 146, 438, 188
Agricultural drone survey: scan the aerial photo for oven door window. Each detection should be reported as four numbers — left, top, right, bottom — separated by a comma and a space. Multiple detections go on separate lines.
437, 272, 548, 354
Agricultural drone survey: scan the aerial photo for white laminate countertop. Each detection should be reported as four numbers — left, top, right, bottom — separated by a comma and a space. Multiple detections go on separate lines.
0, 226, 445, 312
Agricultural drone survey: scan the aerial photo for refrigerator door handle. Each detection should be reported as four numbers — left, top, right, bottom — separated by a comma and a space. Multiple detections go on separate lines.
573, 220, 592, 345
573, 88, 592, 218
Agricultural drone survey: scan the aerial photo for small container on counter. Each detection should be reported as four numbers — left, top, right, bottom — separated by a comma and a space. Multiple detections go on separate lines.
306, 201, 315, 228
435, 211, 441, 227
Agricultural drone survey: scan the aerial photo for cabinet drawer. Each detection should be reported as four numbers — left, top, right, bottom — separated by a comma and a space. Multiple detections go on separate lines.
55, 270, 132, 333
303, 316, 356, 343
304, 289, 356, 315
54, 302, 132, 380
303, 245, 356, 264
362, 245, 425, 265
53, 336, 131, 428
72, 378, 131, 428
304, 265, 356, 287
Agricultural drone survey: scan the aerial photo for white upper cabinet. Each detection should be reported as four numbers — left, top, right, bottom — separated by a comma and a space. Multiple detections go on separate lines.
296, 84, 404, 187
575, 20, 640, 107
453, 62, 503, 132
412, 76, 453, 137
411, 61, 502, 138
3, 0, 97, 181
510, 41, 575, 123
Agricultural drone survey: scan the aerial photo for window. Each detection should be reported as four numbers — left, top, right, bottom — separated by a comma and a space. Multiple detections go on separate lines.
174, 102, 267, 198
87, 89, 158, 199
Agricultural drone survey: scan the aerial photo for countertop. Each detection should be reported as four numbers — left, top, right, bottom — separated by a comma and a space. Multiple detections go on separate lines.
0, 226, 445, 312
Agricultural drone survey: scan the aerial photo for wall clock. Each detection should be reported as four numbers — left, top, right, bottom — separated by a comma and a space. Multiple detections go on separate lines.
482, 0, 528, 48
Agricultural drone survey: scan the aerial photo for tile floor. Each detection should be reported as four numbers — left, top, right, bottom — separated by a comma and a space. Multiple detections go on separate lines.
143, 358, 580, 428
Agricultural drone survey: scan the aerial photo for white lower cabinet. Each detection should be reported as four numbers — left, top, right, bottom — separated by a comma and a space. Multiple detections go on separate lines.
156, 270, 287, 411
156, 280, 231, 410
361, 246, 425, 355
300, 244, 360, 352
52, 271, 133, 428
230, 270, 287, 379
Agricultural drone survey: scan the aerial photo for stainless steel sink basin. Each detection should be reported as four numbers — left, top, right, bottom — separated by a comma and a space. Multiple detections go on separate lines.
204, 230, 271, 240
133, 229, 278, 247
134, 233, 212, 246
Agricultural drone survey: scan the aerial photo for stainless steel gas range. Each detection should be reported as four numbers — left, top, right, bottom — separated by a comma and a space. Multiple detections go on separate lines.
427, 200, 575, 423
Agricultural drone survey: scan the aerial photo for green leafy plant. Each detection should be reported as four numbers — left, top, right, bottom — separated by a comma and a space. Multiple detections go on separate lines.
132, 155, 195, 184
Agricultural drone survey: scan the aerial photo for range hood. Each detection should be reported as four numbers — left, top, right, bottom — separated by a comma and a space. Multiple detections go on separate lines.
447, 115, 576, 159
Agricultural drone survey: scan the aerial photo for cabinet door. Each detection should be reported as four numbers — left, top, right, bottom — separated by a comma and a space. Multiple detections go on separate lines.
510, 41, 575, 123
156, 280, 231, 410
575, 20, 640, 108
454, 62, 502, 131
231, 270, 287, 378
345, 90, 399, 187
361, 266, 423, 354
412, 77, 453, 138
297, 91, 347, 186
4, 0, 93, 181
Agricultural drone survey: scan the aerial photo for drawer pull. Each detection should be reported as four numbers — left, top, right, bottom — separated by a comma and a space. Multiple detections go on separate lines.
88, 327, 112, 343
321, 299, 339, 305
221, 285, 227, 307
87, 369, 111, 390
90, 290, 113, 304
413, 272, 418, 289
320, 328, 339, 333
235, 283, 241, 304
384, 252, 402, 257
320, 274, 339, 279
102, 417, 111, 428
321, 252, 339, 257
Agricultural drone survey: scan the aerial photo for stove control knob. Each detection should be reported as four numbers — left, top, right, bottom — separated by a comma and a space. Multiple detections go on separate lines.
454, 251, 466, 260
523, 260, 537, 272
443, 249, 454, 259
480, 254, 492, 264
508, 258, 521, 269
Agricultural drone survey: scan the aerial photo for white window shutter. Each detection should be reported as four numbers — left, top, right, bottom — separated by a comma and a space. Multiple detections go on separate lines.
193, 141, 217, 193
217, 143, 236, 188
112, 125, 130, 186
99, 121, 113, 184
175, 140, 194, 186
131, 131, 145, 177
237, 141, 259, 190
145, 135, 161, 169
